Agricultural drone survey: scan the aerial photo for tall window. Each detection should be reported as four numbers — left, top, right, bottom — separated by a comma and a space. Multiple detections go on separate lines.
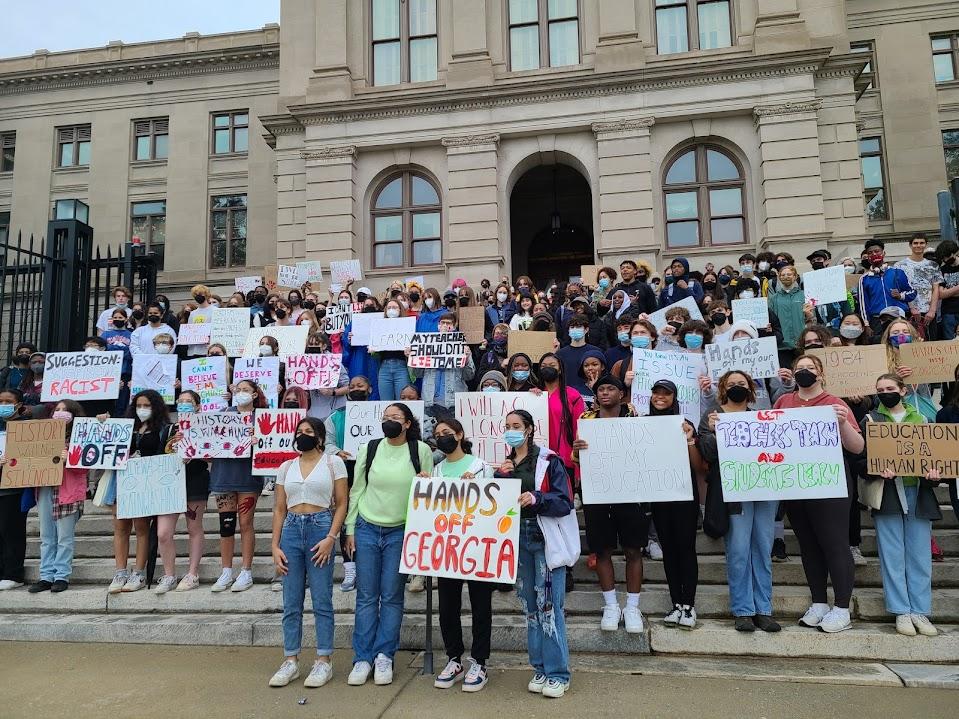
508, 0, 580, 72
57, 125, 91, 168
663, 145, 745, 248
932, 34, 958, 83
133, 118, 169, 161
850, 41, 877, 90
656, 0, 732, 55
0, 132, 14, 172
211, 112, 249, 155
944, 130, 959, 182
372, 0, 437, 86
860, 137, 888, 222
210, 194, 247, 269
0, 211, 9, 244
131, 201, 166, 270
371, 171, 441, 268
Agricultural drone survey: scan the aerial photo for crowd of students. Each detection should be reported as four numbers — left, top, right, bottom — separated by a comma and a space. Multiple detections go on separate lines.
0, 234, 958, 698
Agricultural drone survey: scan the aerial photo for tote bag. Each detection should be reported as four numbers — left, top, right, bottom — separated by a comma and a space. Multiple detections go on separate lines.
533, 451, 580, 569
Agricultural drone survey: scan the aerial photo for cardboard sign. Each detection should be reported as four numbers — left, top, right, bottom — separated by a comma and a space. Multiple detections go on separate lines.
647, 296, 704, 331
343, 401, 426, 458
408, 332, 468, 369
400, 476, 522, 583
67, 418, 134, 470
630, 348, 705, 423
180, 356, 229, 412
178, 412, 253, 459
234, 276, 262, 295
210, 307, 250, 357
716, 406, 848, 502
577, 416, 693, 504
705, 336, 780, 383
845, 272, 861, 291
731, 298, 769, 329
297, 261, 323, 284
807, 345, 888, 397
277, 264, 304, 288
41, 352, 122, 402
0, 420, 66, 488
507, 331, 556, 364
131, 355, 177, 404
176, 323, 211, 346
897, 341, 959, 385
116, 453, 187, 519
865, 421, 959, 478
580, 265, 602, 287
252, 409, 306, 476
242, 325, 309, 360
802, 266, 847, 306
263, 264, 297, 293
457, 305, 486, 345
329, 259, 362, 284
285, 353, 343, 390
232, 357, 280, 409
349, 312, 376, 346
454, 392, 548, 466
368, 317, 417, 352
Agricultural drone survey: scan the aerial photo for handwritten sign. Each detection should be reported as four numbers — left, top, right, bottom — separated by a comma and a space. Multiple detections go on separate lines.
368, 317, 417, 352
0, 420, 65, 488
349, 313, 376, 346
181, 356, 228, 412
865, 421, 959, 478
176, 323, 211, 346
807, 345, 888, 397
343, 401, 426, 458
235, 276, 261, 295
263, 264, 296, 293
210, 307, 250, 357
803, 266, 847, 306
577, 416, 693, 503
457, 305, 486, 345
232, 357, 280, 409
277, 264, 304, 288
242, 325, 309, 360
178, 412, 253, 459
253, 409, 305, 476
454, 392, 548, 466
630, 348, 705, 423
507, 331, 556, 363
131, 355, 177, 404
0, 433, 5, 461
732, 298, 769, 328
67, 418, 134, 470
716, 406, 848, 502
400, 476, 521, 583
580, 265, 602, 287
408, 333, 468, 369
285, 353, 343, 390
705, 336, 780, 383
898, 341, 959, 385
322, 305, 359, 335
41, 352, 122, 402
296, 261, 323, 285
116, 453, 187, 519
648, 296, 703, 331
329, 259, 362, 284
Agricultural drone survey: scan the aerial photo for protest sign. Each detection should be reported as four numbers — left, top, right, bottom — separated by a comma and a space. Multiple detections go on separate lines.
845, 272, 861, 291
0, 433, 5, 461
577, 416, 693, 504
263, 264, 297, 293
277, 264, 304, 288
807, 345, 887, 397
180, 356, 228, 412
285, 353, 343, 390
243, 325, 309, 359
343, 401, 426, 458
630, 348, 705, 423
898, 340, 959, 385
322, 305, 361, 335
131, 354, 177, 404
731, 298, 769, 328
507, 331, 556, 363
232, 357, 280, 408
457, 305, 486, 344
408, 333, 468, 369
455, 392, 548, 466
348, 312, 376, 346
368, 317, 417, 352
41, 352, 122, 402
705, 336, 780, 383
400, 476, 522, 583
647, 296, 704, 330
296, 261, 323, 285
329, 259, 362, 284
66, 418, 134, 470
253, 409, 306, 476
116, 453, 187, 519
715, 406, 848, 502
175, 322, 211, 346
802, 266, 847, 306
234, 276, 261, 295
404, 276, 425, 291
865, 421, 959, 478
580, 265, 602, 287
178, 412, 253, 459
210, 307, 250, 357
0, 420, 66, 489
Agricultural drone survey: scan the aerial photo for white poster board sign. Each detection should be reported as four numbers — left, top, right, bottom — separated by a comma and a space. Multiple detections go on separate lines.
704, 336, 780, 383
647, 296, 703, 331
41, 352, 122, 402
277, 264, 304, 288
116, 454, 187, 519
368, 317, 417, 352
210, 307, 250, 357
731, 298, 770, 328
131, 355, 177, 404
232, 357, 280, 409
349, 313, 377, 346
630, 348, 705, 423
180, 356, 229, 412
803, 266, 847, 306
66, 418, 135, 470
454, 392, 548, 466
343, 400, 426, 458
175, 323, 211, 346
242, 325, 309, 360
296, 261, 323, 284
329, 259, 363, 284
179, 412, 253, 459
284, 353, 343, 390
234, 276, 261, 295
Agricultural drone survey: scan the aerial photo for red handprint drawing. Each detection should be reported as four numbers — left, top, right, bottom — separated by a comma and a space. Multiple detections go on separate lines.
67, 445, 83, 467
238, 495, 256, 515
257, 413, 275, 436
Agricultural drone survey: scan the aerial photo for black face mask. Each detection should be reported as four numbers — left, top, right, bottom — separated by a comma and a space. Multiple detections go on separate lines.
811, 261, 825, 270
539, 366, 559, 383
284, 401, 301, 409
710, 312, 727, 326
804, 343, 824, 350
794, 369, 818, 388
390, 289, 401, 298
132, 310, 145, 320
347, 390, 368, 402
113, 319, 127, 329
254, 294, 267, 304
306, 346, 323, 354
14, 354, 30, 365
294, 434, 319, 452
860, 258, 871, 270
637, 274, 648, 282
302, 300, 316, 311
363, 306, 378, 313
703, 281, 717, 291
458, 297, 469, 307
444, 298, 457, 309
289, 297, 301, 307
275, 309, 287, 320
147, 314, 161, 324
435, 435, 460, 455
726, 385, 750, 404
381, 419, 403, 439
409, 292, 420, 303
193, 294, 206, 304
878, 392, 902, 409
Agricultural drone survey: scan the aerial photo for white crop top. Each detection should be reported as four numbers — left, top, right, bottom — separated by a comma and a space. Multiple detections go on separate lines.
277, 455, 348, 509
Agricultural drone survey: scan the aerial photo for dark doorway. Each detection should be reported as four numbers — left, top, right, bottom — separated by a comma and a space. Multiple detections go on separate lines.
509, 163, 594, 290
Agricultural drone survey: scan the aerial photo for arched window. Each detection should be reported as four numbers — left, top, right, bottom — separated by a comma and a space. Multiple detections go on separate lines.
663, 144, 745, 248
371, 171, 442, 268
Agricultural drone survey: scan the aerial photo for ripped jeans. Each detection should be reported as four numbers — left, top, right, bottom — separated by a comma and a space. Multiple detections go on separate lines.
516, 518, 570, 683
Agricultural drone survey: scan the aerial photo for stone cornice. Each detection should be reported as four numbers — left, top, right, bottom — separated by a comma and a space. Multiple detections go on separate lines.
300, 146, 357, 160
440, 133, 500, 148
592, 117, 656, 135
260, 114, 305, 137
753, 99, 823, 124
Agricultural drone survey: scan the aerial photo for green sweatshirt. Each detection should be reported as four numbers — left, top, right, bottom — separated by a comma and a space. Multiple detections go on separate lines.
345, 439, 434, 533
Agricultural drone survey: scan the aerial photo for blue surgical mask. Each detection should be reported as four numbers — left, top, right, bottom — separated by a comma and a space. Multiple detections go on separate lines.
482, 385, 501, 393
740, 264, 753, 274
176, 403, 196, 414
569, 328, 586, 342
598, 278, 610, 290
0, 405, 16, 419
503, 429, 526, 448
617, 331, 630, 344
684, 334, 704, 350
511, 370, 530, 382
630, 335, 651, 349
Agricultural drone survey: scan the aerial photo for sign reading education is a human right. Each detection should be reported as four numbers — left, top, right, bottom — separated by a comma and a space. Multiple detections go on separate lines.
865, 421, 959, 478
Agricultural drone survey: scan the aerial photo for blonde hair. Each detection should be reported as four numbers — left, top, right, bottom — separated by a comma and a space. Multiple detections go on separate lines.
881, 319, 920, 368
190, 284, 211, 296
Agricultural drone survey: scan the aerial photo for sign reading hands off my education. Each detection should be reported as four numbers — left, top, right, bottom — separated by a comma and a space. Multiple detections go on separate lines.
715, 406, 848, 502
897, 340, 959, 385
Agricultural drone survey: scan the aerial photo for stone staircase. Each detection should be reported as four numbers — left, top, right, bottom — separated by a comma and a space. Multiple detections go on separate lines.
2, 487, 957, 663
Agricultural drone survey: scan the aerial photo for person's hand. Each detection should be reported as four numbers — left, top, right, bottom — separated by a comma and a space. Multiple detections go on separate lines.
676, 280, 688, 289
896, 365, 913, 379
461, 471, 476, 480
529, 387, 544, 396
96, 413, 110, 422
682, 421, 695, 441
403, 346, 411, 357
320, 388, 333, 397
778, 368, 794, 384
880, 468, 896, 480
638, 313, 649, 321
925, 309, 937, 323
802, 302, 815, 319
336, 451, 352, 461
174, 378, 181, 390
708, 411, 719, 432
599, 299, 611, 308
479, 341, 488, 351
891, 289, 901, 300
519, 491, 536, 508
833, 403, 850, 427
272, 546, 289, 575
625, 370, 635, 386
498, 459, 515, 475
311, 536, 336, 567
698, 375, 712, 392
344, 535, 356, 559
925, 468, 941, 482
703, 296, 713, 306
660, 324, 675, 336
572, 439, 588, 451
552, 338, 560, 352
416, 471, 430, 478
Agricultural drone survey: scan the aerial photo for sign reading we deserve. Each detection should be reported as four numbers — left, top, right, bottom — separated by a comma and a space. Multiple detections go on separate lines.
0, 420, 66, 489
343, 401, 426, 458
131, 355, 177, 404
285, 353, 342, 390
715, 406, 847, 502
630, 348, 705, 423
454, 392, 548, 466
865, 421, 959, 478
178, 412, 253, 459
67, 418, 134, 470
181, 356, 228, 412
408, 332, 468, 370
253, 409, 305, 476
898, 340, 959, 385
233, 357, 280, 409
400, 476, 521, 583
577, 416, 693, 504
116, 453, 186, 519
368, 317, 416, 352
705, 336, 780, 383
41, 351, 122, 402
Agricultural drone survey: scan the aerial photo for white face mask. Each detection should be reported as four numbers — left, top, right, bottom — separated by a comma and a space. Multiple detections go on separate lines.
135, 407, 152, 422
386, 308, 400, 319
233, 392, 253, 407
758, 261, 770, 272
497, 292, 508, 303
84, 346, 101, 353
258, 345, 273, 357
154, 344, 172, 354
739, 290, 755, 299
424, 297, 435, 309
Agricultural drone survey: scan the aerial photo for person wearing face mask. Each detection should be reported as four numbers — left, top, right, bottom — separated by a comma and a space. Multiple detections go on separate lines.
934, 239, 959, 340
894, 234, 942, 340
409, 313, 475, 413
658, 257, 703, 309
150, 333, 176, 358
552, 282, 583, 340
100, 310, 133, 372
588, 267, 618, 313
96, 285, 133, 335
375, 300, 412, 402
505, 353, 539, 392
656, 306, 691, 353
600, 289, 638, 349
859, 239, 916, 335
416, 288, 446, 333
477, 324, 510, 379
129, 301, 178, 355
538, 353, 586, 489
249, 286, 269, 319
707, 301, 734, 343
803, 251, 854, 333
477, 370, 507, 393
342, 311, 381, 403
700, 272, 726, 308
755, 251, 778, 289
18, 352, 47, 408
555, 315, 603, 381
485, 283, 517, 331
881, 319, 936, 420
0, 388, 30, 590
183, 285, 213, 356
604, 317, 635, 369
0, 342, 36, 391
303, 335, 349, 422
725, 254, 757, 301
610, 319, 657, 386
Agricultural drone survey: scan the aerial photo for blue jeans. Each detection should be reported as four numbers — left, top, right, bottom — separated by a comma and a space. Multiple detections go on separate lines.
36, 487, 80, 583
377, 358, 409, 401
352, 517, 406, 663
516, 519, 570, 683
280, 511, 336, 657
724, 500, 777, 617
941, 313, 959, 341
874, 485, 932, 616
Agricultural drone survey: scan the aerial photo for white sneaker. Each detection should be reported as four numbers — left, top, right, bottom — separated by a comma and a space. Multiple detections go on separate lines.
373, 653, 393, 685
0, 579, 23, 591
154, 575, 177, 595
434, 659, 465, 689
678, 605, 697, 630
850, 546, 867, 566
269, 659, 300, 687
542, 678, 569, 698
527, 672, 547, 693
819, 607, 851, 633
911, 614, 938, 637
663, 605, 682, 627
646, 540, 663, 561
270, 577, 283, 592
462, 661, 488, 693
896, 614, 917, 636
108, 570, 129, 594
798, 603, 830, 628
121, 571, 145, 592
231, 569, 253, 592
600, 604, 622, 631
341, 561, 356, 592
304, 660, 333, 688
175, 574, 199, 591
407, 574, 425, 593
211, 569, 234, 593
348, 661, 372, 686
624, 606, 645, 634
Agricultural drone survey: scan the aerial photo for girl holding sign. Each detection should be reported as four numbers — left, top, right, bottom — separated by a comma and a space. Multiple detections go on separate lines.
0, 388, 31, 590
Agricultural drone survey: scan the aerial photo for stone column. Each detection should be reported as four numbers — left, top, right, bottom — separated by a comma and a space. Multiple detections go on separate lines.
595, 0, 644, 73
753, 0, 811, 54
307, 0, 352, 101
447, 0, 493, 88
302, 145, 358, 262
275, 140, 306, 262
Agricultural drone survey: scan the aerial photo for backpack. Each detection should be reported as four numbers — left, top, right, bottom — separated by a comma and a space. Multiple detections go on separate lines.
364, 437, 422, 479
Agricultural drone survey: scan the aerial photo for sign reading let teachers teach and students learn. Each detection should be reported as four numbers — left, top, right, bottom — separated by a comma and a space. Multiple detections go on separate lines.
0, 419, 66, 489
865, 421, 959, 478
41, 351, 122, 402
400, 476, 522, 584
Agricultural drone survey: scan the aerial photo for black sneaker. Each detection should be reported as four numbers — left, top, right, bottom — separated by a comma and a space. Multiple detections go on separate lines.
28, 580, 52, 593
752, 614, 782, 633
771, 538, 788, 562
51, 580, 69, 593
734, 616, 756, 632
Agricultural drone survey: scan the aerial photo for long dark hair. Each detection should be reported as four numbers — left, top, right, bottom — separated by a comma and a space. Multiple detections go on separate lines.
295, 416, 327, 451
505, 409, 537, 460
387, 402, 422, 442
126, 389, 172, 431
505, 353, 539, 391
434, 417, 473, 454
539, 351, 576, 449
